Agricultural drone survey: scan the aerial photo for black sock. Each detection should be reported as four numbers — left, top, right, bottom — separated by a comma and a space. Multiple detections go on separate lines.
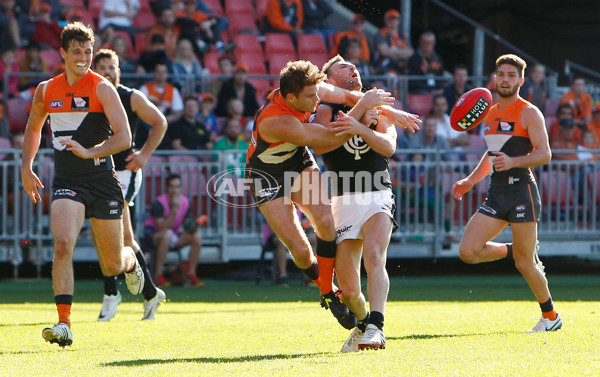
315, 237, 337, 258
136, 250, 157, 301
55, 294, 73, 305
103, 275, 119, 296
369, 311, 384, 330
539, 298, 554, 313
505, 243, 513, 259
300, 262, 319, 281
357, 312, 370, 332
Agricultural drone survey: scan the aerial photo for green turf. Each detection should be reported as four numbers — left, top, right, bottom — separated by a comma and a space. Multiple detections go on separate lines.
1, 276, 599, 376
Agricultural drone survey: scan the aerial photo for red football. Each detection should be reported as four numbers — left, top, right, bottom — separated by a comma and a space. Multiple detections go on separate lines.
449, 87, 493, 132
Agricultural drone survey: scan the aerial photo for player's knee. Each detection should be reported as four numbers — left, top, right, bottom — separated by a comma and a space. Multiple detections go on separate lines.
513, 254, 533, 273
341, 283, 362, 302
458, 246, 478, 264
363, 245, 385, 269
311, 213, 336, 238
53, 237, 75, 258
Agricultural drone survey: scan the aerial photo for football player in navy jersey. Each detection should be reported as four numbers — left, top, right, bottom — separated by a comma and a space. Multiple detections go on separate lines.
93, 49, 168, 321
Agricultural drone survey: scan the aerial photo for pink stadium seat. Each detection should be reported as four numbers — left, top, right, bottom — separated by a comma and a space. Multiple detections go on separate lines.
133, 10, 156, 30
408, 94, 434, 118
89, 0, 103, 12
268, 54, 293, 75
228, 13, 258, 36
297, 34, 327, 55
225, 0, 254, 18
0, 137, 11, 160
544, 97, 560, 117
588, 172, 600, 203
6, 98, 29, 132
541, 171, 569, 205
134, 32, 148, 58
203, 51, 222, 74
40, 50, 63, 73
302, 52, 329, 71
544, 116, 556, 130
255, 0, 269, 22
233, 34, 263, 54
265, 33, 296, 60
235, 51, 267, 73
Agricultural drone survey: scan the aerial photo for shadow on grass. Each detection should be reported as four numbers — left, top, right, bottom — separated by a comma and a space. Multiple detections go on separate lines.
2, 275, 600, 304
389, 330, 518, 341
101, 352, 330, 367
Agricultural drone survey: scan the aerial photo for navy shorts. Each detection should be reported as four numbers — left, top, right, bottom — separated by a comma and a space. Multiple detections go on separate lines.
478, 182, 541, 223
52, 173, 124, 219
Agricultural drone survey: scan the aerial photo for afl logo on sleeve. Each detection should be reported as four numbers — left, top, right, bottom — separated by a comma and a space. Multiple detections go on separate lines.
71, 97, 89, 111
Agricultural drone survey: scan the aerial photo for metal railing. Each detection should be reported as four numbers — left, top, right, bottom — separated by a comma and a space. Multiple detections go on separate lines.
2, 148, 600, 274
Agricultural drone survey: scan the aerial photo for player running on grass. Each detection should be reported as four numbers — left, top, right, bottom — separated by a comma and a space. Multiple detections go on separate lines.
93, 49, 168, 321
21, 22, 144, 347
313, 55, 420, 351
452, 54, 561, 332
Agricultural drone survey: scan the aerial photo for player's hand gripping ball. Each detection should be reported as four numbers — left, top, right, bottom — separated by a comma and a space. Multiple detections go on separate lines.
449, 87, 493, 132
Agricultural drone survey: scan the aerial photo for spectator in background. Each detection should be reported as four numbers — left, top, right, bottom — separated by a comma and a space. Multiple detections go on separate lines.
430, 95, 469, 149
108, 35, 139, 87
138, 33, 172, 73
301, 0, 334, 47
338, 37, 371, 79
215, 62, 259, 118
548, 103, 577, 143
175, 0, 234, 55
443, 63, 470, 113
147, 6, 180, 61
520, 63, 548, 113
373, 9, 412, 75
1, 0, 34, 50
17, 41, 47, 90
212, 118, 248, 170
171, 38, 205, 90
560, 76, 592, 129
0, 48, 19, 99
140, 63, 184, 124
169, 96, 212, 150
144, 173, 204, 287
31, 2, 62, 50
199, 93, 219, 141
577, 129, 599, 162
264, 0, 303, 44
334, 14, 370, 64
407, 31, 445, 95
550, 118, 578, 161
98, 0, 141, 48
587, 104, 600, 143
210, 55, 234, 96
407, 116, 451, 161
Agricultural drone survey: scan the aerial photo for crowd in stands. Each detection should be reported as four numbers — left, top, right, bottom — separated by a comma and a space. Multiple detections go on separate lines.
1, 0, 599, 165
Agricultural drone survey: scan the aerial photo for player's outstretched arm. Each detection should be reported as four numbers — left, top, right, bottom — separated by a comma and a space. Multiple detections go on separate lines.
452, 152, 491, 200
318, 82, 394, 108
380, 105, 421, 133
20, 82, 48, 203
125, 89, 168, 171
260, 114, 351, 147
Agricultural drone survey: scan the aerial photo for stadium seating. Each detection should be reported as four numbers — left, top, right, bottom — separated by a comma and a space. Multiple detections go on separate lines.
6, 98, 29, 132
133, 10, 156, 30
40, 50, 63, 73
134, 32, 148, 58
255, 0, 269, 23
58, 0, 84, 7
0, 137, 11, 160
228, 14, 258, 38
264, 33, 296, 60
202, 51, 222, 74
408, 94, 434, 118
298, 34, 327, 55
233, 34, 263, 55
88, 0, 103, 13
544, 97, 560, 117
268, 54, 293, 75
588, 172, 600, 203
225, 0, 254, 18
541, 170, 569, 205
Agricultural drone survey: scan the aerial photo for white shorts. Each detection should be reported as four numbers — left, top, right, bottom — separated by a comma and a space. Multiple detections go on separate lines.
115, 169, 142, 206
331, 190, 395, 244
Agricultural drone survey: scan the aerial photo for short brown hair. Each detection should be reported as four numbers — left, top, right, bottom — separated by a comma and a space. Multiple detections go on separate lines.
279, 60, 325, 97
93, 48, 119, 68
60, 22, 95, 51
322, 55, 345, 77
495, 54, 526, 78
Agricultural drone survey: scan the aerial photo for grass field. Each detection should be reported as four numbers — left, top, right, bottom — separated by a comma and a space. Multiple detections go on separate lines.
1, 275, 599, 376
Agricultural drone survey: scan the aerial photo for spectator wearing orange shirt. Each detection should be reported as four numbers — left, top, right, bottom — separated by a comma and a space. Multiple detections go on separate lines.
548, 103, 578, 143
372, 9, 413, 75
147, 7, 180, 61
264, 0, 303, 44
550, 118, 578, 161
587, 104, 600, 142
560, 76, 592, 129
334, 14, 370, 63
